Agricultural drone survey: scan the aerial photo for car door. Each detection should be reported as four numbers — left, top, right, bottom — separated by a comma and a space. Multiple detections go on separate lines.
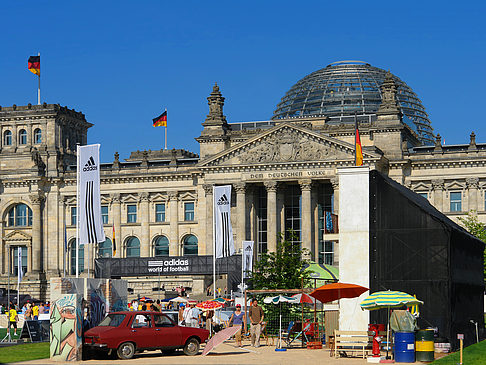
153, 313, 182, 348
129, 313, 158, 349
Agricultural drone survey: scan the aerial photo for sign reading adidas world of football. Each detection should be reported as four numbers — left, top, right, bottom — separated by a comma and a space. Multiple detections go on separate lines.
213, 185, 235, 259
77, 144, 106, 245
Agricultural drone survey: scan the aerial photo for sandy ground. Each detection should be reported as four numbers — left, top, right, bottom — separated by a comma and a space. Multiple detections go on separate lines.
16, 340, 372, 365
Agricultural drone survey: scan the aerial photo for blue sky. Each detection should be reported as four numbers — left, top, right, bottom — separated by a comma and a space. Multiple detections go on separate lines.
1, 1, 485, 161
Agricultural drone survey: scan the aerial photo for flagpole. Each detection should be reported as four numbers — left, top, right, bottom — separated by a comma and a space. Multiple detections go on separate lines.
37, 52, 40, 105
17, 248, 21, 309
212, 185, 216, 300
76, 144, 80, 278
164, 108, 167, 150
354, 111, 358, 166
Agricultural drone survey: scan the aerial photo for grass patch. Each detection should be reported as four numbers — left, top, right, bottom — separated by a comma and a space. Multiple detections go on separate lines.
0, 342, 49, 363
433, 340, 486, 364
0, 328, 21, 340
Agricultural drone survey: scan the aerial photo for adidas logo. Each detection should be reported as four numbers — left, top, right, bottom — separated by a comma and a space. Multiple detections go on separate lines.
217, 194, 229, 205
82, 156, 97, 172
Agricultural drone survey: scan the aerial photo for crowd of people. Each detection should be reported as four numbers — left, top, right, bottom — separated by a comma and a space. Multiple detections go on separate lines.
0, 300, 50, 337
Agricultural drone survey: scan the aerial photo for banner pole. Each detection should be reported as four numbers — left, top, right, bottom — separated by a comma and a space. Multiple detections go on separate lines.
212, 185, 216, 300
37, 52, 40, 105
164, 108, 167, 150
76, 144, 80, 278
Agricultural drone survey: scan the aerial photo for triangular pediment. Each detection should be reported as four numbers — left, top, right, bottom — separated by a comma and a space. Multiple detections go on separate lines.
199, 122, 380, 167
4, 230, 32, 242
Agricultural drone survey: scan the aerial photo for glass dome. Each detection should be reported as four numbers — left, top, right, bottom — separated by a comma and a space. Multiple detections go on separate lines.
272, 61, 434, 145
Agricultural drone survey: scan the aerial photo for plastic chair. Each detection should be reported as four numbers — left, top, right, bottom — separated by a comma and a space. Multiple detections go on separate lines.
283, 322, 312, 348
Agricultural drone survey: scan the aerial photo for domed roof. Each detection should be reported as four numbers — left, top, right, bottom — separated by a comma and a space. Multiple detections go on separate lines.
272, 61, 434, 145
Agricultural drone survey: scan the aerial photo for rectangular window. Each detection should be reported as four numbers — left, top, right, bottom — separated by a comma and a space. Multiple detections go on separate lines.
101, 205, 109, 224
184, 202, 195, 221
12, 246, 28, 276
70, 207, 77, 225
318, 240, 334, 266
127, 204, 137, 223
155, 203, 166, 222
418, 192, 428, 200
450, 192, 462, 212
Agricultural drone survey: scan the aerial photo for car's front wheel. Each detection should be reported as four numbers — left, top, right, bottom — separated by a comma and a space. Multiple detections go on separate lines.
183, 338, 200, 356
117, 342, 136, 360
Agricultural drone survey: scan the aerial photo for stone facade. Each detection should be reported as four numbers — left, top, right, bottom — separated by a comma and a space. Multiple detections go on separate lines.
0, 83, 485, 301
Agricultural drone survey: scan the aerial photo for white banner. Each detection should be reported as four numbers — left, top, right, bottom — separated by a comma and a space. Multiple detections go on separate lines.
78, 144, 106, 244
17, 247, 23, 284
213, 185, 235, 258
242, 240, 254, 278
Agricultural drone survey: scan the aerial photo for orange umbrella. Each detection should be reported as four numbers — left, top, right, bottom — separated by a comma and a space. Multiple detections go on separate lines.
309, 282, 368, 303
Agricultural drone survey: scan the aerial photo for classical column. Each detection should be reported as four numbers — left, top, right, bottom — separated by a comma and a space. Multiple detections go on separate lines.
235, 182, 247, 252
139, 192, 150, 257
466, 177, 479, 212
168, 192, 179, 256
111, 193, 121, 258
432, 179, 445, 212
29, 193, 44, 274
203, 185, 213, 255
300, 180, 313, 259
331, 177, 339, 214
264, 181, 278, 253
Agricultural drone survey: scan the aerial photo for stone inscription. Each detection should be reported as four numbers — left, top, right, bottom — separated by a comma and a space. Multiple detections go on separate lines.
246, 169, 331, 180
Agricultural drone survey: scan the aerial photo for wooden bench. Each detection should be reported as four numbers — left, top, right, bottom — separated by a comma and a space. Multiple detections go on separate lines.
334, 330, 372, 359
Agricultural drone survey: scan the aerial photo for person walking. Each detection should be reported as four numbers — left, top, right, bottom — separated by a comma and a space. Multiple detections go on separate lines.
249, 298, 264, 348
9, 304, 19, 337
182, 303, 191, 326
229, 304, 245, 347
188, 303, 200, 328
178, 303, 185, 325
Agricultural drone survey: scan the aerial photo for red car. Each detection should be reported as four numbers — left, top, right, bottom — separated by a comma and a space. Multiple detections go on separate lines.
84, 311, 209, 359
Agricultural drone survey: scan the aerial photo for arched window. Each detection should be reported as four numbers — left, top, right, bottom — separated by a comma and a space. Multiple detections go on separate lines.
154, 236, 169, 256
4, 130, 12, 146
7, 204, 33, 227
70, 239, 84, 275
34, 128, 42, 144
126, 236, 140, 258
98, 238, 112, 258
183, 235, 198, 256
19, 129, 27, 145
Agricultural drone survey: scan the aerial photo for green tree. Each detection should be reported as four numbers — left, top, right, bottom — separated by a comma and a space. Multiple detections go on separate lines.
458, 210, 486, 283
251, 231, 312, 290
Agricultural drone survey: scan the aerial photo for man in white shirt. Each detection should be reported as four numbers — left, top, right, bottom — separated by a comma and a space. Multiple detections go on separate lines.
182, 304, 191, 326
188, 304, 200, 328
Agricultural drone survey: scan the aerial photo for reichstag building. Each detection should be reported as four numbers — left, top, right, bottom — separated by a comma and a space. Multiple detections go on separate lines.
0, 61, 484, 300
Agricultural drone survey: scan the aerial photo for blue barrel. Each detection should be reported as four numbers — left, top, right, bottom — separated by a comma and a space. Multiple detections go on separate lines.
394, 332, 415, 363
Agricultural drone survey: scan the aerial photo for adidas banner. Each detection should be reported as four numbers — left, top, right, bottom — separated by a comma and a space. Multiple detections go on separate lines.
78, 144, 106, 245
242, 240, 254, 279
213, 185, 235, 259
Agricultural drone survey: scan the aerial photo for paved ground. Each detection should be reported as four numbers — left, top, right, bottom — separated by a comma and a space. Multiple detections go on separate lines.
17, 340, 370, 365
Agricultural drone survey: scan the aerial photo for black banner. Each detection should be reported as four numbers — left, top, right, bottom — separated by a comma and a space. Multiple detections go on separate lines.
20, 320, 49, 342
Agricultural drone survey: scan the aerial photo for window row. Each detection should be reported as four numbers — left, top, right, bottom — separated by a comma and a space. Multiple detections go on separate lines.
70, 202, 195, 225
418, 191, 466, 212
3, 128, 42, 146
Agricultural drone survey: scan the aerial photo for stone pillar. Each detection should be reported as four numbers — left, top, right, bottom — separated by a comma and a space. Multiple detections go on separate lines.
139, 192, 150, 257
30, 193, 44, 274
203, 185, 213, 255
331, 177, 339, 214
264, 181, 278, 253
299, 180, 313, 259
432, 179, 445, 212
466, 177, 479, 212
235, 182, 247, 252
111, 193, 121, 258
168, 192, 179, 256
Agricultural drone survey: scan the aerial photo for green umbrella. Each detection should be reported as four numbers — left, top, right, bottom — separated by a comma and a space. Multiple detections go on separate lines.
304, 262, 339, 281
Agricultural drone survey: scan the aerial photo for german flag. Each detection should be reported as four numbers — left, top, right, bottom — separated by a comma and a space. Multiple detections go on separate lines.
355, 115, 363, 166
112, 225, 116, 257
28, 56, 40, 76
153, 110, 167, 127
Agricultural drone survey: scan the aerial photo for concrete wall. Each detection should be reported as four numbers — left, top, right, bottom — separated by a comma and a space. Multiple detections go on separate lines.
338, 166, 370, 331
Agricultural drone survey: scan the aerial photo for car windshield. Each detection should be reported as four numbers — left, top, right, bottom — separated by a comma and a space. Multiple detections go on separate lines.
98, 313, 126, 327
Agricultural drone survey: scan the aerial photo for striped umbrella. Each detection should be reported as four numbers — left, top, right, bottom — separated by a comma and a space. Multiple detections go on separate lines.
291, 293, 314, 304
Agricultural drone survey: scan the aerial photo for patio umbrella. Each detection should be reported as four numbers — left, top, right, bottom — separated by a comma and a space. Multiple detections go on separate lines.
196, 300, 224, 310
309, 282, 368, 303
201, 325, 242, 356
264, 295, 298, 350
360, 290, 424, 358
169, 296, 188, 303
304, 262, 339, 281
291, 293, 314, 304
139, 296, 153, 302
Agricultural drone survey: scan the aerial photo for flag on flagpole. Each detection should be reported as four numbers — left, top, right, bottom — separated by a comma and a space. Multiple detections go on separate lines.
355, 114, 363, 166
28, 55, 40, 76
153, 110, 167, 127
18, 247, 23, 284
242, 241, 254, 279
112, 225, 117, 256
213, 185, 235, 258
77, 144, 106, 245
